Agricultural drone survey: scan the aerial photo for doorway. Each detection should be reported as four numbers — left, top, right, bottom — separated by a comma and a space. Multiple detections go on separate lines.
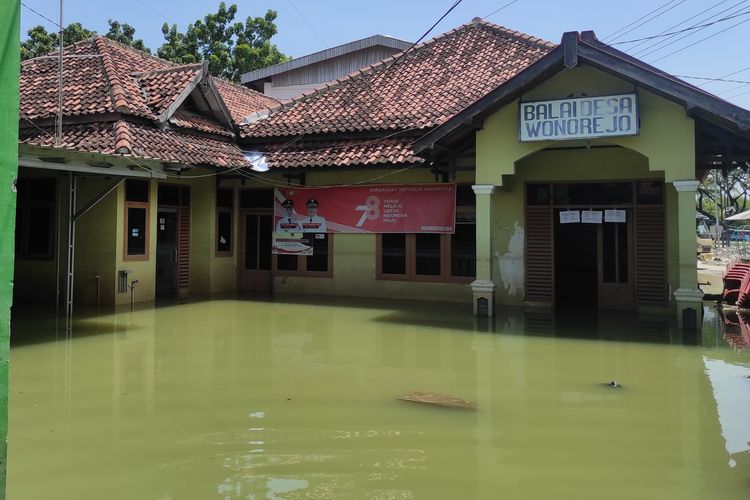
156, 209, 178, 297
239, 211, 273, 292
553, 208, 634, 311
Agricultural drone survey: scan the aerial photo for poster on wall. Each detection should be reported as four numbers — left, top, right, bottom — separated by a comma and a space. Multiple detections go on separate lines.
581, 210, 603, 224
272, 232, 312, 255
273, 184, 456, 233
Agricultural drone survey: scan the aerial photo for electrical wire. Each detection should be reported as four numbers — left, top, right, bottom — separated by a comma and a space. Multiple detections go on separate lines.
611, 8, 748, 46
649, 12, 750, 62
603, 0, 682, 41
673, 75, 750, 84
696, 64, 750, 86
21, 1, 62, 28
633, 0, 749, 57
484, 0, 521, 19
619, 0, 730, 51
287, 0, 328, 47
607, 0, 687, 43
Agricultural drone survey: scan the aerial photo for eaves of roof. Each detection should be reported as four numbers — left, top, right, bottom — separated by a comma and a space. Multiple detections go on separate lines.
414, 31, 750, 157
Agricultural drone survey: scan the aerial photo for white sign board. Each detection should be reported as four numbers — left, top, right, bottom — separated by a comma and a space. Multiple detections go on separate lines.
559, 210, 580, 224
519, 93, 638, 142
581, 210, 603, 224
605, 209, 627, 223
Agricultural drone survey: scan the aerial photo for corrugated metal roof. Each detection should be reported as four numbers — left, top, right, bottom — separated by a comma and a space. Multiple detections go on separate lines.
240, 35, 412, 84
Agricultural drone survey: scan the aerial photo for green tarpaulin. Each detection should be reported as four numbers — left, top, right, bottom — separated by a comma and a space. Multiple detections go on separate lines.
0, 1, 20, 498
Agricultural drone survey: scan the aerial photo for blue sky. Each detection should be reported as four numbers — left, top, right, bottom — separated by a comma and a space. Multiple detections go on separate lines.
19, 0, 750, 109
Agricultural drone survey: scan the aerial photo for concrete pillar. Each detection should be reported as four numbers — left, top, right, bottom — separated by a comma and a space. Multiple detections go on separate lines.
671, 180, 704, 329
472, 184, 497, 316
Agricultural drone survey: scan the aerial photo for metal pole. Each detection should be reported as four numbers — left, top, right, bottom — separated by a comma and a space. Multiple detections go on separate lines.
65, 172, 76, 331
56, 0, 63, 147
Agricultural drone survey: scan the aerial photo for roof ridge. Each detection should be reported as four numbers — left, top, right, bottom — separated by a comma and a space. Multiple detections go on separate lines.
113, 120, 132, 154
94, 37, 131, 114
133, 63, 203, 79
244, 20, 555, 126
473, 18, 557, 50
95, 35, 179, 68
245, 22, 476, 120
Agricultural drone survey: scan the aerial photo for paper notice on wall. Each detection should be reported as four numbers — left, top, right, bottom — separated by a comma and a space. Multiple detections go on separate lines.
581, 210, 603, 224
559, 210, 580, 224
605, 209, 626, 223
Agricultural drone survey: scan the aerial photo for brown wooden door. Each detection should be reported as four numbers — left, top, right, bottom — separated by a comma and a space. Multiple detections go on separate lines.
238, 211, 273, 292
597, 213, 634, 311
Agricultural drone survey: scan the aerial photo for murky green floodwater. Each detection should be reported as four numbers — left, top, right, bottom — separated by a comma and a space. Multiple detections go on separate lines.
7, 297, 750, 499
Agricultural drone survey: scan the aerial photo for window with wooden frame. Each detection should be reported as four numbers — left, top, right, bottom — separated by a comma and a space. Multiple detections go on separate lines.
124, 179, 150, 261
273, 233, 333, 277
216, 187, 234, 256
15, 177, 56, 260
377, 184, 476, 282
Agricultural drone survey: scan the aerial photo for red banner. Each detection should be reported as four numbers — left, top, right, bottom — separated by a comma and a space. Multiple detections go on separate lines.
274, 184, 456, 233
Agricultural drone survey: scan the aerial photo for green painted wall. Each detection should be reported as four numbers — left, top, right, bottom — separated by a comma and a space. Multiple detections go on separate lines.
475, 64, 697, 308
0, 1, 19, 495
114, 180, 157, 306
74, 176, 119, 305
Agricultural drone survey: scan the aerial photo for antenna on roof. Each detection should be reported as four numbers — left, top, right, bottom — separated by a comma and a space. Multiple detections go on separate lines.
55, 0, 63, 147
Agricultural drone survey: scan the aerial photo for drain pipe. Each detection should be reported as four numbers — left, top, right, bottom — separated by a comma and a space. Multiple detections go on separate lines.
95, 274, 100, 308
129, 280, 139, 312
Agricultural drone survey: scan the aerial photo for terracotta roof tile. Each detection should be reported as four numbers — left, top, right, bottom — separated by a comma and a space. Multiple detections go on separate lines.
136, 64, 203, 116
19, 36, 275, 169
242, 20, 555, 138
264, 137, 422, 169
212, 77, 279, 126
169, 111, 234, 137
20, 121, 249, 169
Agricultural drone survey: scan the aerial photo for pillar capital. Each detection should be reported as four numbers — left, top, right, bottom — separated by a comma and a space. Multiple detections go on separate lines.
672, 180, 700, 192
472, 184, 497, 196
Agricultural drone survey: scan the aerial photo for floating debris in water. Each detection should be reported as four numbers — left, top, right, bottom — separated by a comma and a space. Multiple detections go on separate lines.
397, 391, 476, 410
605, 381, 623, 389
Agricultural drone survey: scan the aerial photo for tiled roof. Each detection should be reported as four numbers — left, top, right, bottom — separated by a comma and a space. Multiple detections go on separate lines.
19, 36, 277, 169
242, 19, 554, 138
136, 64, 204, 117
212, 77, 279, 125
263, 137, 422, 169
20, 36, 275, 126
169, 111, 234, 137
20, 120, 250, 169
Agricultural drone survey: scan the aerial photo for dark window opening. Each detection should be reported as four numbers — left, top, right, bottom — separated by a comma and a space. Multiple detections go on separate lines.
216, 188, 233, 208
240, 189, 274, 209
451, 224, 476, 277
276, 254, 298, 271
158, 184, 180, 206
415, 233, 441, 276
381, 233, 407, 275
126, 180, 149, 203
306, 234, 329, 272
217, 211, 232, 253
127, 206, 147, 256
15, 177, 56, 260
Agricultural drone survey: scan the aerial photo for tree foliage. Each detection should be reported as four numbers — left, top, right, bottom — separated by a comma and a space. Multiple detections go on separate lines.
698, 168, 750, 222
21, 22, 95, 60
21, 20, 149, 61
157, 2, 289, 82
104, 19, 150, 53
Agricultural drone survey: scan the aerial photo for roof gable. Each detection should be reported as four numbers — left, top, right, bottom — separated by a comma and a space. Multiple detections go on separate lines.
415, 31, 750, 156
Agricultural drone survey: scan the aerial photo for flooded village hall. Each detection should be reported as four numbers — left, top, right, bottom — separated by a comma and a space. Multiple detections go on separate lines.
5, 8, 750, 500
